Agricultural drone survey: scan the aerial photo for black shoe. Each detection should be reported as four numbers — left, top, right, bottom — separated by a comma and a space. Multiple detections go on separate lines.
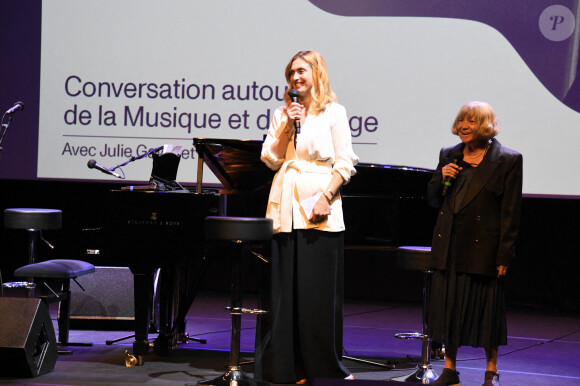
482, 371, 500, 386
434, 368, 460, 385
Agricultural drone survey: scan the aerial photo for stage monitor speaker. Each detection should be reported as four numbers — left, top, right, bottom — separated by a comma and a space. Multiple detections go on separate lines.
70, 266, 135, 330
0, 297, 58, 378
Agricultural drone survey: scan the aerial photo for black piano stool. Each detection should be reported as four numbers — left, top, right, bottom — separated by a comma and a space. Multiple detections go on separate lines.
199, 216, 273, 386
3, 208, 95, 349
394, 246, 437, 383
14, 259, 95, 348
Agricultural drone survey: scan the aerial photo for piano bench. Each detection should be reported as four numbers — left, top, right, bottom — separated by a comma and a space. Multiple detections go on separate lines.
14, 259, 95, 347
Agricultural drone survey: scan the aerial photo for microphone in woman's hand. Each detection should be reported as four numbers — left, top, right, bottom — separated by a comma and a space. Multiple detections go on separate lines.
288, 89, 301, 133
442, 152, 463, 196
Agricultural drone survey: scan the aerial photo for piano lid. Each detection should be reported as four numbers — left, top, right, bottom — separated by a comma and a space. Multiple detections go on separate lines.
342, 163, 435, 199
193, 138, 435, 199
193, 138, 274, 191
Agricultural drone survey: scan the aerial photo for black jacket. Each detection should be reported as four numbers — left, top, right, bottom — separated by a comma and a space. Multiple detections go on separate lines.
427, 138, 523, 276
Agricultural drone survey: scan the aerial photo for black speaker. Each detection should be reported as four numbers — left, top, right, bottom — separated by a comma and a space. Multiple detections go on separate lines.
69, 266, 135, 330
0, 297, 58, 377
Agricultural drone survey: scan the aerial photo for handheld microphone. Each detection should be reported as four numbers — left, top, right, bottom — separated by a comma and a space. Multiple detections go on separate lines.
288, 89, 301, 133
442, 152, 463, 197
87, 159, 122, 179
5, 101, 24, 115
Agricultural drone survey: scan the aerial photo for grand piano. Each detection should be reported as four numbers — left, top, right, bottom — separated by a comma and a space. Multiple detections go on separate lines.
78, 138, 436, 358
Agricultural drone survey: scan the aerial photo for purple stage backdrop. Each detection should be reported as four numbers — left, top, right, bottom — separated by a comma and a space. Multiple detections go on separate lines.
0, 0, 41, 180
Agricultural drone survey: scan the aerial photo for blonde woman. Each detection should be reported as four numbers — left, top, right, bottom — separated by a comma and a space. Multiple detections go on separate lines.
255, 50, 358, 383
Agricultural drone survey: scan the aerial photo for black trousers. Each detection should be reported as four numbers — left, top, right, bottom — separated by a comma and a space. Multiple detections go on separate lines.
254, 229, 349, 383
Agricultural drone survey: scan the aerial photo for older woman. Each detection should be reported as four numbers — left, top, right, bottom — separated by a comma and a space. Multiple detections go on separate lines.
254, 50, 358, 384
427, 101, 523, 386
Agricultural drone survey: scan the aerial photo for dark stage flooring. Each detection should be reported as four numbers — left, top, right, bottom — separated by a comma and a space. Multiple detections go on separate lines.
1, 291, 579, 385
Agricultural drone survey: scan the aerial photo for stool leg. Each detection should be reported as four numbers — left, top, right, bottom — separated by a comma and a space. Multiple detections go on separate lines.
56, 279, 91, 348
58, 279, 71, 345
19, 230, 42, 297
26, 229, 41, 265
230, 242, 243, 368
198, 242, 256, 386
420, 271, 438, 382
33, 279, 93, 351
401, 270, 438, 383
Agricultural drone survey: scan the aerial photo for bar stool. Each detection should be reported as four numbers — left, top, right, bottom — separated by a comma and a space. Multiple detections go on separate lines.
4, 208, 62, 265
198, 216, 272, 386
394, 246, 437, 383
3, 208, 63, 291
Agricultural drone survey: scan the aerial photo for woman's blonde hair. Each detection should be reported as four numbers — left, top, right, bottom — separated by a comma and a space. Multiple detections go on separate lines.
284, 50, 337, 115
452, 101, 500, 140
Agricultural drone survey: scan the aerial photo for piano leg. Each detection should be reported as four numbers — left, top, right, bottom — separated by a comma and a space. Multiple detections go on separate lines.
154, 265, 177, 354
173, 263, 189, 343
131, 269, 155, 357
170, 256, 210, 345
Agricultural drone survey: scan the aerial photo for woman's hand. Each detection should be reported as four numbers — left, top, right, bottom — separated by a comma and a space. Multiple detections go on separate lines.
309, 173, 344, 224
441, 162, 463, 183
270, 104, 303, 158
286, 102, 304, 125
310, 194, 331, 223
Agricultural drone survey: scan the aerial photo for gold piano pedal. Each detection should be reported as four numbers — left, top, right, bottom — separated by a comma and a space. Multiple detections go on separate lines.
124, 350, 144, 367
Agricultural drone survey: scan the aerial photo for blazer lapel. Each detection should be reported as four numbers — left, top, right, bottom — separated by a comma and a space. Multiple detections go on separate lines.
443, 143, 464, 164
456, 139, 501, 211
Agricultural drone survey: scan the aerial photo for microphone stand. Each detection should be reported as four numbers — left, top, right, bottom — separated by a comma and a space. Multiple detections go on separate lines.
0, 112, 15, 160
109, 145, 163, 174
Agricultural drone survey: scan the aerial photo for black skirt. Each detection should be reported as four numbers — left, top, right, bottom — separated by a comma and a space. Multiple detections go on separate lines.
427, 248, 507, 349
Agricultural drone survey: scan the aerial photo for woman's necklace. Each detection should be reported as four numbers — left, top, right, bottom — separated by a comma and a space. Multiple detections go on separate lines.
464, 149, 485, 158
464, 141, 490, 166
464, 140, 491, 157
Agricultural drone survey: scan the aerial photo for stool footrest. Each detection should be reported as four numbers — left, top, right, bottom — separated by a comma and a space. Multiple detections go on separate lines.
2, 281, 35, 289
225, 306, 267, 315
395, 332, 428, 340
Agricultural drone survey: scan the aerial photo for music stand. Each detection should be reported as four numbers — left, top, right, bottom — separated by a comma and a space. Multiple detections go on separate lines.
149, 152, 182, 191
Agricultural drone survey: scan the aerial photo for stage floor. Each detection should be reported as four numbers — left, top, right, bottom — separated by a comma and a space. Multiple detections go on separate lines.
1, 291, 579, 385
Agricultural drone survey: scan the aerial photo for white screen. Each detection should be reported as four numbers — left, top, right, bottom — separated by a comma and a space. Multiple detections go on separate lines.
37, 0, 580, 196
